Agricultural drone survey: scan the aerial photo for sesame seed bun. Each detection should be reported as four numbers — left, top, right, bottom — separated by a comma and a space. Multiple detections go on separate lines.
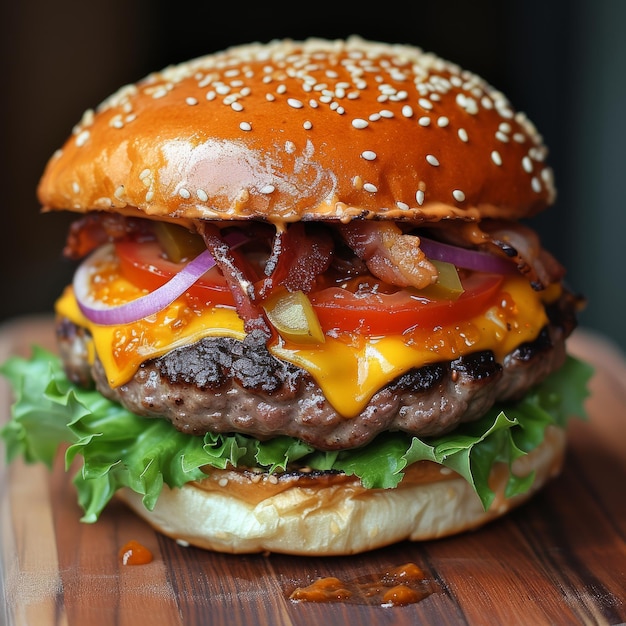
115, 425, 567, 555
37, 36, 555, 225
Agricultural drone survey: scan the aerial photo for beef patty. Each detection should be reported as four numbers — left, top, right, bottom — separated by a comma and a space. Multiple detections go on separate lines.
56, 292, 578, 451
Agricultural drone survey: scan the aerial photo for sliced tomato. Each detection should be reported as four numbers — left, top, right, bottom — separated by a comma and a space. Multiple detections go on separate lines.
115, 240, 237, 306
115, 239, 504, 335
309, 273, 504, 334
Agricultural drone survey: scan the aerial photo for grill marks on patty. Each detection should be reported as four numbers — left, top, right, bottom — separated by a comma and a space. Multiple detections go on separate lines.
156, 329, 299, 394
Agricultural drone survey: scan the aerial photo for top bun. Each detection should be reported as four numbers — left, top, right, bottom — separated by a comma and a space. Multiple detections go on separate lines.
38, 37, 555, 224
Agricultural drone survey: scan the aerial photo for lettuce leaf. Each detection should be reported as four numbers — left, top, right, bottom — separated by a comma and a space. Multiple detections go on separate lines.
0, 347, 593, 522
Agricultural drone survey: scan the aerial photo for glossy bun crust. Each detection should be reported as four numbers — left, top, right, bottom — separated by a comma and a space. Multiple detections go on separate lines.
116, 426, 566, 555
38, 37, 555, 225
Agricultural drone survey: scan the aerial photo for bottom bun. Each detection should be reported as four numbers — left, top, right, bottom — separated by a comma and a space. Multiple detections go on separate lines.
117, 426, 566, 556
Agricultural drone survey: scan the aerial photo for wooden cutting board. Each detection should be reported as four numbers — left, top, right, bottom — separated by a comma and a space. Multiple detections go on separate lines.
1, 316, 625, 626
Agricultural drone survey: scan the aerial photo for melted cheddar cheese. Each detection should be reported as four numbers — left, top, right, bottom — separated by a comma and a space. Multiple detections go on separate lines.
55, 274, 553, 418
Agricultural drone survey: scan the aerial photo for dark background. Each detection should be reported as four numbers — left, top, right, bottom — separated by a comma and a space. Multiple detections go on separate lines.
1, 0, 624, 354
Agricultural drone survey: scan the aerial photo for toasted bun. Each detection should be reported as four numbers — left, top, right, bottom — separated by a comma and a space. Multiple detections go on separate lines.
38, 37, 554, 225
116, 426, 566, 555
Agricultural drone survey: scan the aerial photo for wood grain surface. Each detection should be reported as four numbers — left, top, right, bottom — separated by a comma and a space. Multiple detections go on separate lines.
1, 316, 625, 626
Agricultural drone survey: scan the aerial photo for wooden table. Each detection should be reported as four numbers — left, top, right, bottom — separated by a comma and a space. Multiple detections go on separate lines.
1, 316, 625, 625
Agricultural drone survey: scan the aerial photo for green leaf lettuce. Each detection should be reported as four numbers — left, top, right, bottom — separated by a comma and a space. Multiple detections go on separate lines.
0, 347, 593, 522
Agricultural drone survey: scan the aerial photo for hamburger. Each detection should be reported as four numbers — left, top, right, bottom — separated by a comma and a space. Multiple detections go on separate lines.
1, 37, 591, 555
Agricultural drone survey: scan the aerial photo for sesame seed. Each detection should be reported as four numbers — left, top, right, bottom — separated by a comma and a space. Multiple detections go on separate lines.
496, 104, 514, 119
75, 130, 90, 147
369, 113, 381, 121
231, 101, 243, 112
145, 190, 154, 202
352, 118, 369, 129
522, 156, 533, 173
196, 189, 208, 202
363, 182, 378, 193
418, 116, 431, 127
218, 478, 229, 487
95, 196, 112, 209
495, 131, 510, 143
531, 177, 542, 193
396, 201, 410, 210
240, 121, 252, 131
287, 98, 304, 109
491, 150, 503, 166
179, 188, 191, 199
114, 185, 125, 200
452, 189, 466, 202
303, 120, 313, 130
418, 97, 433, 110
456, 93, 478, 114
72, 181, 80, 194
379, 110, 394, 118
458, 128, 469, 142
437, 116, 449, 127
416, 189, 425, 206
186, 97, 198, 106
361, 150, 377, 161
402, 105, 414, 118
529, 147, 546, 162
259, 184, 275, 194
513, 132, 526, 143
426, 154, 439, 166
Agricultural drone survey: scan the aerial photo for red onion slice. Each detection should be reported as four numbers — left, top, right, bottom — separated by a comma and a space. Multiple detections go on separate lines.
74, 231, 247, 326
418, 236, 518, 275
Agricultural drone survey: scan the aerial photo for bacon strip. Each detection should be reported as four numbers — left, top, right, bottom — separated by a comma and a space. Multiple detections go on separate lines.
63, 213, 153, 259
197, 222, 273, 339
257, 223, 334, 299
338, 221, 438, 289
434, 221, 565, 290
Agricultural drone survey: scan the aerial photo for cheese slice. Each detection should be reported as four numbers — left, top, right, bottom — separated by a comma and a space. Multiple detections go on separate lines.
55, 275, 551, 418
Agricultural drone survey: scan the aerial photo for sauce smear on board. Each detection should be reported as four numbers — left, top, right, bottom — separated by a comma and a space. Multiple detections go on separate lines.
119, 540, 154, 566
289, 562, 437, 607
